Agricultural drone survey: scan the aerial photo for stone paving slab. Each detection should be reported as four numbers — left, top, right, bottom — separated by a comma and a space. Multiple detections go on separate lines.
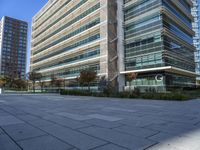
0, 115, 24, 126
15, 114, 40, 121
88, 114, 123, 121
148, 130, 200, 149
39, 124, 107, 150
1, 123, 47, 141
0, 95, 200, 150
113, 125, 159, 138
43, 115, 92, 129
103, 107, 137, 113
27, 119, 56, 128
18, 135, 73, 150
0, 111, 10, 116
144, 123, 193, 135
84, 119, 124, 129
1, 106, 27, 115
146, 142, 183, 150
79, 126, 156, 150
117, 118, 167, 128
0, 134, 21, 150
0, 128, 4, 135
94, 144, 128, 150
56, 112, 92, 121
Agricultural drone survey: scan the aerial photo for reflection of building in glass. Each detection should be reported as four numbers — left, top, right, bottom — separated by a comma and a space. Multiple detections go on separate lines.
31, 0, 196, 92
192, 0, 200, 82
0, 16, 28, 79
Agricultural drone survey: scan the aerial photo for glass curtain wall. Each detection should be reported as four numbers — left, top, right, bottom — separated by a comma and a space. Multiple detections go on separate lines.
124, 0, 196, 92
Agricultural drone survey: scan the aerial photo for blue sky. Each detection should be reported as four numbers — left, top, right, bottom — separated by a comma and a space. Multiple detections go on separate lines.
0, 0, 48, 72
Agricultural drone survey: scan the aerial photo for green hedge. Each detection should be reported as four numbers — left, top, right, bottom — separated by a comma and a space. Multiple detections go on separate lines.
60, 89, 193, 101
60, 89, 92, 96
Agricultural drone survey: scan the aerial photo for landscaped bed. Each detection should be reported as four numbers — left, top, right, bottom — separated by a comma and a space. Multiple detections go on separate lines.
60, 89, 200, 101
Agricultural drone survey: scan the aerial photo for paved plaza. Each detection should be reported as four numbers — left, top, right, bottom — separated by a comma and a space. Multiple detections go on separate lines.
0, 94, 200, 150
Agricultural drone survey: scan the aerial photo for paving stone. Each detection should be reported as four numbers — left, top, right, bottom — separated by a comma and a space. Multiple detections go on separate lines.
166, 122, 197, 130
2, 107, 26, 115
144, 123, 192, 135
84, 119, 124, 129
157, 114, 197, 124
0, 115, 24, 126
113, 125, 159, 138
39, 124, 107, 150
56, 112, 92, 121
79, 126, 156, 150
148, 132, 173, 140
94, 144, 128, 150
0, 112, 10, 116
88, 114, 123, 121
28, 119, 56, 127
148, 132, 200, 150
43, 115, 91, 129
103, 107, 137, 113
2, 123, 46, 141
146, 143, 183, 150
0, 134, 21, 150
18, 135, 73, 150
182, 129, 200, 140
0, 128, 5, 135
16, 114, 40, 121
0, 100, 6, 104
1, 95, 200, 150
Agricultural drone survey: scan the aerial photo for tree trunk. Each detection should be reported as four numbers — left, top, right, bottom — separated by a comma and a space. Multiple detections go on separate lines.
88, 82, 90, 92
64, 80, 65, 90
41, 83, 43, 93
33, 82, 35, 93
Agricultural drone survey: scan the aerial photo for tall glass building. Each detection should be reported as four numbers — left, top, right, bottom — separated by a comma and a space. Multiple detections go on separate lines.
31, 0, 196, 92
123, 0, 196, 92
0, 16, 28, 79
192, 0, 200, 83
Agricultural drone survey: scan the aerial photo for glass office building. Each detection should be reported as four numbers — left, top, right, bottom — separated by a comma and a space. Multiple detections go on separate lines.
192, 0, 200, 82
31, 0, 196, 92
122, 0, 196, 92
0, 16, 28, 79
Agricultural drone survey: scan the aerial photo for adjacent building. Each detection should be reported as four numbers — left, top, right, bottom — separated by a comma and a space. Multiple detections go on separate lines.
123, 0, 196, 91
192, 0, 200, 83
0, 16, 28, 79
30, 0, 196, 92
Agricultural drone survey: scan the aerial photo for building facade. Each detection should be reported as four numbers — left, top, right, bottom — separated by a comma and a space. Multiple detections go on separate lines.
30, 0, 196, 92
123, 0, 196, 91
192, 0, 200, 82
0, 16, 28, 79
31, 0, 122, 91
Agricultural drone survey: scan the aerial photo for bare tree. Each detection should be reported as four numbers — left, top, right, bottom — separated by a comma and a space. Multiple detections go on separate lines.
54, 78, 64, 91
79, 70, 97, 91
27, 72, 42, 93
50, 74, 56, 89
99, 76, 108, 93
0, 76, 6, 89
126, 72, 138, 92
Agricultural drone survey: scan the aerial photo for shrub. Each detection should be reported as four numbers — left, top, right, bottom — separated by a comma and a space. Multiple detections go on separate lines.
60, 89, 192, 101
141, 92, 190, 101
60, 89, 91, 96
